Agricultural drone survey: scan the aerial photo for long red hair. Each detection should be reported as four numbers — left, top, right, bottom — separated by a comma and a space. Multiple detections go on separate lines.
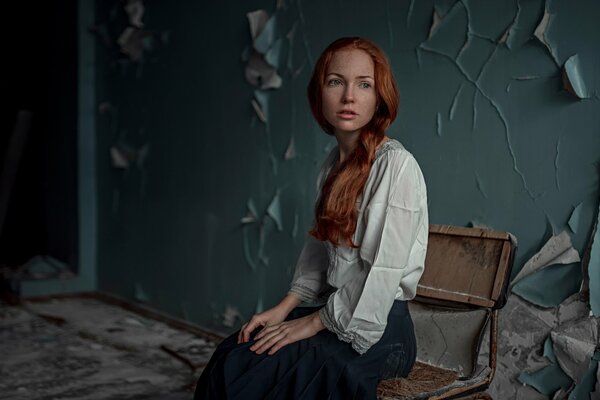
307, 37, 400, 248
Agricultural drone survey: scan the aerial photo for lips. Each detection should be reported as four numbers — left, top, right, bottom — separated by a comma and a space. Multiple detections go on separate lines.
337, 110, 357, 116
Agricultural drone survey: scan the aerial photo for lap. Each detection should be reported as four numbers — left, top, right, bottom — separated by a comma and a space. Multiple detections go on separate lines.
195, 301, 415, 400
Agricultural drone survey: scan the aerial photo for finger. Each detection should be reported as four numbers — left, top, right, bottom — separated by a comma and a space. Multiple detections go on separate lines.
250, 328, 280, 352
268, 338, 290, 355
253, 330, 287, 355
254, 324, 279, 341
237, 323, 248, 343
242, 320, 259, 343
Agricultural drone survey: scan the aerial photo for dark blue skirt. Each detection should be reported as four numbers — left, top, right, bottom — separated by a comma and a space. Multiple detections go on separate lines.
194, 300, 416, 400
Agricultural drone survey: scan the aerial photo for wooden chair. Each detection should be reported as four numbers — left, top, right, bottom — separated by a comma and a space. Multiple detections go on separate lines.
377, 224, 517, 400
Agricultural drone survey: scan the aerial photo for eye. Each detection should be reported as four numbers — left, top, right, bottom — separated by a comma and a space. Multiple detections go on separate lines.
359, 81, 372, 89
327, 78, 342, 87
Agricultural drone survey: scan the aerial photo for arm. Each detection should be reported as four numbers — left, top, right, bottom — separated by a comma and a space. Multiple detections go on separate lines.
287, 233, 330, 302
240, 148, 338, 344
286, 146, 339, 302
318, 153, 429, 354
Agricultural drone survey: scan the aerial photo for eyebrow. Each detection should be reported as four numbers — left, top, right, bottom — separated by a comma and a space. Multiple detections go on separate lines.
327, 72, 374, 80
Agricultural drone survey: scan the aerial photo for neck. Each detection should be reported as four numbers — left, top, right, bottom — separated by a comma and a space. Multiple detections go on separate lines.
334, 130, 361, 164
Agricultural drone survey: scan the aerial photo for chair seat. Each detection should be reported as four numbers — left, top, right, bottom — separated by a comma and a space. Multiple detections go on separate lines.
377, 362, 492, 399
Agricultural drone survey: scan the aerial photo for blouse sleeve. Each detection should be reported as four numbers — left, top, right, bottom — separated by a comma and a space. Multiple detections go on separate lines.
318, 152, 429, 354
287, 233, 330, 302
287, 147, 338, 303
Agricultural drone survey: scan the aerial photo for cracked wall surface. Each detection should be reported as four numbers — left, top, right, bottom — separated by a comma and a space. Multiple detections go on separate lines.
90, 0, 600, 397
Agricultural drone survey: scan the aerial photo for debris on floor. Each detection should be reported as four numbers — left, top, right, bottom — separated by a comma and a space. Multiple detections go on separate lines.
0, 294, 220, 400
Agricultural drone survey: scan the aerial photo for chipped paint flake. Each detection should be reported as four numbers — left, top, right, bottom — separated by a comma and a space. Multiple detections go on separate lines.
512, 231, 581, 285
562, 54, 591, 99
568, 203, 583, 234
266, 190, 283, 231
284, 136, 296, 160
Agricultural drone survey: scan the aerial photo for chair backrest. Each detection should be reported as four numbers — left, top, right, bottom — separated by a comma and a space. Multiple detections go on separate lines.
416, 224, 516, 309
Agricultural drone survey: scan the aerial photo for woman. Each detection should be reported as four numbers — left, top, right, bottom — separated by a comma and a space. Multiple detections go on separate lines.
194, 37, 428, 400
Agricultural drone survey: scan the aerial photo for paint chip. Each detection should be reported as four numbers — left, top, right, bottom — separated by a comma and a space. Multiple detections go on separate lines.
568, 202, 583, 234
551, 317, 598, 384
566, 353, 599, 400
266, 190, 283, 231
512, 262, 582, 308
245, 50, 282, 89
562, 54, 591, 99
511, 231, 580, 285
533, 3, 559, 65
241, 198, 259, 224
587, 198, 600, 316
284, 136, 296, 160
110, 146, 132, 168
221, 306, 243, 328
251, 90, 269, 123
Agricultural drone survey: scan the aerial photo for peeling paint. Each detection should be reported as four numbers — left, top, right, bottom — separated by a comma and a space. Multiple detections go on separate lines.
251, 92, 268, 124
240, 198, 259, 224
588, 199, 600, 316
221, 305, 243, 328
568, 202, 583, 234
551, 317, 598, 384
512, 231, 580, 285
266, 190, 283, 232
284, 136, 296, 160
567, 352, 599, 400
533, 1, 559, 65
512, 262, 582, 308
562, 54, 591, 99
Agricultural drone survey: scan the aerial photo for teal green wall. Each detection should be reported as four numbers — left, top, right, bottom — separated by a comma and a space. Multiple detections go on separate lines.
94, 0, 600, 333
22, 0, 97, 297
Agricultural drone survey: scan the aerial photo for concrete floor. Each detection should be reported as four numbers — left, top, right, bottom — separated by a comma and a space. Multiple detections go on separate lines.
0, 295, 219, 400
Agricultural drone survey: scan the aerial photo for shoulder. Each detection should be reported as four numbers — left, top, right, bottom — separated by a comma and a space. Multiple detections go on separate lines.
373, 139, 427, 207
373, 138, 422, 179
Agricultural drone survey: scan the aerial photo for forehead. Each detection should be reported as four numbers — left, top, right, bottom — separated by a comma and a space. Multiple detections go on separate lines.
326, 49, 374, 77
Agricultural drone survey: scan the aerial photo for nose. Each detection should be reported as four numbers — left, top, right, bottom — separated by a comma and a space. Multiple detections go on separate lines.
342, 85, 354, 103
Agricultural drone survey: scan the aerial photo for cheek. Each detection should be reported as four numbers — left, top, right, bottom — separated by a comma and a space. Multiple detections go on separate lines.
322, 92, 338, 115
362, 95, 377, 116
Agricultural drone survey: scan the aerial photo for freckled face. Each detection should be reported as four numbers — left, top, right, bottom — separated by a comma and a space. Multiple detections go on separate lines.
322, 49, 378, 137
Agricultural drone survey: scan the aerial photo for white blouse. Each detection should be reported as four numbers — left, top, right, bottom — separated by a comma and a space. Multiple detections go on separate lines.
288, 138, 429, 355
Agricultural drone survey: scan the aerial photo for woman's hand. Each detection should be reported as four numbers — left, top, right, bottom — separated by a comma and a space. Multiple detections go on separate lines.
237, 306, 288, 344
248, 312, 325, 356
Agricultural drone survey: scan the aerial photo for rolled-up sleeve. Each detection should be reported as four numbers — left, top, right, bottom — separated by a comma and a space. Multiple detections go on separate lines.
318, 153, 428, 354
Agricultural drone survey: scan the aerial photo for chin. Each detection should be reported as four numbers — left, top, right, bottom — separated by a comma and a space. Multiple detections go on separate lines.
334, 124, 366, 135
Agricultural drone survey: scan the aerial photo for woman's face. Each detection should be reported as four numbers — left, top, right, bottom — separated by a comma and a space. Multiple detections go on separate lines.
322, 49, 378, 137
